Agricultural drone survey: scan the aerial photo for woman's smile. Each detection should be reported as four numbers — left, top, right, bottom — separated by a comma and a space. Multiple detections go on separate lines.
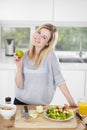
34, 37, 40, 44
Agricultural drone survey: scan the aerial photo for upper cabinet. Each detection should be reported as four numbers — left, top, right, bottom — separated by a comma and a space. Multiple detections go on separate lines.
54, 0, 87, 22
0, 0, 53, 21
0, 0, 87, 22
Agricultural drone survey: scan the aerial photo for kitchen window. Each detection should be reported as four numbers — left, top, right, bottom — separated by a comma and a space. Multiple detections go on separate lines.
56, 27, 87, 52
1, 27, 30, 49
0, 23, 87, 55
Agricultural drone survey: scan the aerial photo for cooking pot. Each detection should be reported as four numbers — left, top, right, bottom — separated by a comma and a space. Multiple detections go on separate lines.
5, 39, 15, 56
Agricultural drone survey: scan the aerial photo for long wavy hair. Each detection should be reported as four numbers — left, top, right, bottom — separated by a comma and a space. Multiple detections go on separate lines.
28, 23, 58, 67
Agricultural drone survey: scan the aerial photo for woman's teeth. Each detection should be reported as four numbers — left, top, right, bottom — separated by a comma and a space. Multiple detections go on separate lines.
35, 39, 40, 43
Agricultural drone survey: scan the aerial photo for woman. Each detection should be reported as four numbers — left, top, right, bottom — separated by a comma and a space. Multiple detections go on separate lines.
14, 23, 77, 106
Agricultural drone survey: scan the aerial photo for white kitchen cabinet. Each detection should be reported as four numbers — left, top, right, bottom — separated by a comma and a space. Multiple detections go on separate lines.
0, 0, 87, 22
0, 0, 53, 21
0, 69, 16, 104
50, 70, 85, 105
54, 0, 87, 22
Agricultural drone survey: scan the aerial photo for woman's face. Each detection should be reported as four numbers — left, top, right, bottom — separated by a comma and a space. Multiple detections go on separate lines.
32, 28, 51, 49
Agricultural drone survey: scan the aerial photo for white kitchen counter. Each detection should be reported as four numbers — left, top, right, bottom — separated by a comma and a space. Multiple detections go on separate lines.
0, 51, 16, 69
0, 50, 87, 70
60, 63, 87, 71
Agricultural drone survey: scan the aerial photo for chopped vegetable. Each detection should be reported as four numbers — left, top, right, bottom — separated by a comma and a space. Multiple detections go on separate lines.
46, 105, 73, 120
36, 105, 43, 113
30, 113, 38, 119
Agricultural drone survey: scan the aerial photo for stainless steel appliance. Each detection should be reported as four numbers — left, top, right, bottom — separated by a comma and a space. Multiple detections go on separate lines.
5, 39, 15, 56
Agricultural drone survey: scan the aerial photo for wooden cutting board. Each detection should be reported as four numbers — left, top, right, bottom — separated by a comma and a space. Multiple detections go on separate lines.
14, 109, 77, 128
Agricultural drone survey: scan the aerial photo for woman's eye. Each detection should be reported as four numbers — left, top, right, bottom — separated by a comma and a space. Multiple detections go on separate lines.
37, 31, 47, 40
42, 36, 46, 39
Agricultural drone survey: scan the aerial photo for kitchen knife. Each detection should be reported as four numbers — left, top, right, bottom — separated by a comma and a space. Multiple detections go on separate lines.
76, 112, 87, 127
24, 105, 29, 119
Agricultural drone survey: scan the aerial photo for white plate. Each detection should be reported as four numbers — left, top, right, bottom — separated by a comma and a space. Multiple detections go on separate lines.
44, 110, 74, 122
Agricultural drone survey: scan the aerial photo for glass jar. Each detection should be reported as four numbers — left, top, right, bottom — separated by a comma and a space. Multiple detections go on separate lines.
78, 97, 87, 116
5, 97, 11, 104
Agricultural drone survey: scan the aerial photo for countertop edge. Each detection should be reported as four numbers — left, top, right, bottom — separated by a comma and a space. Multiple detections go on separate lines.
0, 50, 87, 70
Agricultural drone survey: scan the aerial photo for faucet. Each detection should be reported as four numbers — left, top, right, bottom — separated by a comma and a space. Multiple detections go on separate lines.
79, 35, 84, 57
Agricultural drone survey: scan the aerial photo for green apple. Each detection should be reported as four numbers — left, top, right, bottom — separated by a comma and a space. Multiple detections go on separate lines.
16, 50, 24, 58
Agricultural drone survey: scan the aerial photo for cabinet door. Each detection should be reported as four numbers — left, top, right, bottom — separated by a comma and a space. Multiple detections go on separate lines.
54, 0, 87, 22
50, 70, 85, 105
0, 69, 16, 104
0, 0, 53, 21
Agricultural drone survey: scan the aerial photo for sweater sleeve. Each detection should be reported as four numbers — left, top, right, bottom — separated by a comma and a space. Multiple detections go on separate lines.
50, 51, 65, 87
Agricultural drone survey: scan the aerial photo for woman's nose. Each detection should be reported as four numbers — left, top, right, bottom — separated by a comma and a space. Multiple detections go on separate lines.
37, 34, 41, 40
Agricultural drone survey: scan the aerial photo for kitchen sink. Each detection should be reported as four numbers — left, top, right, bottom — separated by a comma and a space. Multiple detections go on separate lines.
59, 58, 87, 63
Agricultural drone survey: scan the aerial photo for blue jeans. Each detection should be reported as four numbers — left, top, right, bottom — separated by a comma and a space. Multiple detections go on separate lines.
14, 98, 28, 105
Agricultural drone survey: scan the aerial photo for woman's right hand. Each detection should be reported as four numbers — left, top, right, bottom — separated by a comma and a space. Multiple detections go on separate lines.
14, 53, 24, 68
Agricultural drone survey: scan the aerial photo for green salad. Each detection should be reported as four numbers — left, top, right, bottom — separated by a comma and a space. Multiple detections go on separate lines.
46, 106, 73, 120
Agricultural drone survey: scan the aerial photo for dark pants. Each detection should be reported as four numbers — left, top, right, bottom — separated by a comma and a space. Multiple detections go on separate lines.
14, 98, 28, 105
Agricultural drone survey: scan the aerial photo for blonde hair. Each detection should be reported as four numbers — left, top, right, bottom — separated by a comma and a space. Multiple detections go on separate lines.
28, 23, 58, 67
